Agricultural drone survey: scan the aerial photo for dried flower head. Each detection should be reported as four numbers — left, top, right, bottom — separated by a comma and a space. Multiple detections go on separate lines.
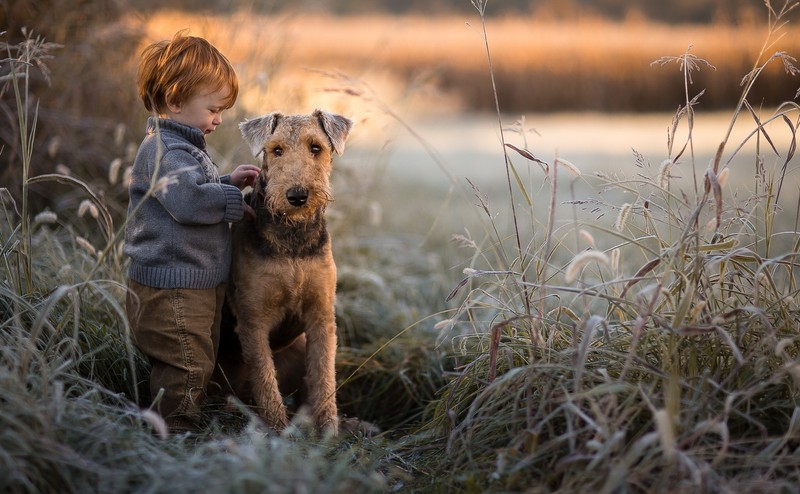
651, 44, 716, 84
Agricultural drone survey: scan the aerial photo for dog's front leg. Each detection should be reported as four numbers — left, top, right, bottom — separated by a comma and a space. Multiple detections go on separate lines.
237, 322, 288, 431
305, 312, 339, 433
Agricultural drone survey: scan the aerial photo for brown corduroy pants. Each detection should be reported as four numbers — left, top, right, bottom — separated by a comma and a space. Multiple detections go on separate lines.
126, 279, 225, 432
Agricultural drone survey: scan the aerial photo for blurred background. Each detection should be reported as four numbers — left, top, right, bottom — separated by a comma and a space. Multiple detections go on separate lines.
2, 0, 799, 229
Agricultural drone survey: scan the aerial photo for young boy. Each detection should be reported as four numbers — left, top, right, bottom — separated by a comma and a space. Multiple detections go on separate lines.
124, 31, 260, 433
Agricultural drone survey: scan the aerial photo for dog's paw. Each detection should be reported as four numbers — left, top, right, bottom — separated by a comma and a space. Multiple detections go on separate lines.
258, 403, 289, 432
315, 413, 339, 435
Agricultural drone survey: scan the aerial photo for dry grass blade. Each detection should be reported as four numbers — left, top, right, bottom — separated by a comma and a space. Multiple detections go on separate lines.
704, 167, 723, 231
620, 258, 661, 298
487, 321, 503, 383
504, 143, 549, 174
775, 111, 799, 202
18, 285, 70, 378
743, 99, 781, 157
575, 315, 606, 387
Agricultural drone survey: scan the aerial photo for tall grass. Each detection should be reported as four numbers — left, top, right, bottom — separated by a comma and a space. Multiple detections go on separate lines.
404, 0, 800, 491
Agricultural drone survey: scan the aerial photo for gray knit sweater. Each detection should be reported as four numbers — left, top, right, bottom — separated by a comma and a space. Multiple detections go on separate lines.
124, 117, 245, 289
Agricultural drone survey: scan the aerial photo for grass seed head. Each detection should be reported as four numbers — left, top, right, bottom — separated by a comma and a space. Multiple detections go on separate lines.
108, 158, 123, 185
610, 248, 620, 275
75, 236, 97, 257
579, 229, 596, 248
34, 210, 58, 225
614, 203, 632, 232
565, 249, 611, 283
47, 136, 61, 158
78, 199, 99, 219
658, 159, 674, 188
141, 409, 169, 440
113, 123, 126, 146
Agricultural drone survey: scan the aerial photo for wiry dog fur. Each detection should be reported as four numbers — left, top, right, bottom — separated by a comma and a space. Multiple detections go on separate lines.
216, 110, 352, 432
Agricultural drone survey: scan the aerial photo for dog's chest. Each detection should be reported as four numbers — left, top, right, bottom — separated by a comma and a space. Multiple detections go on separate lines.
241, 215, 330, 259
231, 218, 336, 308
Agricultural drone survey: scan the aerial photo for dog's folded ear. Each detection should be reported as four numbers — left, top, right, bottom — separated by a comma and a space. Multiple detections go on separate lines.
314, 110, 353, 156
240, 113, 283, 157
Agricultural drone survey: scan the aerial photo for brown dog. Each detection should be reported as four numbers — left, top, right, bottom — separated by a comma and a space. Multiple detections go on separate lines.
216, 110, 352, 433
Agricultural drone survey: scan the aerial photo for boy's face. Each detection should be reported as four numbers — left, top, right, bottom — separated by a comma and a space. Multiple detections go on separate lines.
165, 86, 231, 135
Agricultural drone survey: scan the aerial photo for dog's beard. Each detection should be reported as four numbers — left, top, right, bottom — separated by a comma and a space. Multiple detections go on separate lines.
251, 171, 332, 223
260, 191, 330, 224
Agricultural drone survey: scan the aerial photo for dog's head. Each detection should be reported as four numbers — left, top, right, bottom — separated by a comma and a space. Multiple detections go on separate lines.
240, 110, 353, 222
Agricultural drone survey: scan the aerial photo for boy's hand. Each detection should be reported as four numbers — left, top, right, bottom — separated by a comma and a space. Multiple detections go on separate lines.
231, 164, 261, 190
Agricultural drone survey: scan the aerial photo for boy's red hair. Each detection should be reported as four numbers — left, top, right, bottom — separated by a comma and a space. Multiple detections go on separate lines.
137, 30, 238, 114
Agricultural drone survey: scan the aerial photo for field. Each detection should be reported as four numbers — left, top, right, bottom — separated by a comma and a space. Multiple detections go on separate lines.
140, 9, 800, 115
3, 1, 800, 492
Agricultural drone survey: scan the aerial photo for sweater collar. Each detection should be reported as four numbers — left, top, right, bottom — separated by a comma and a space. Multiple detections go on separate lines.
146, 117, 206, 150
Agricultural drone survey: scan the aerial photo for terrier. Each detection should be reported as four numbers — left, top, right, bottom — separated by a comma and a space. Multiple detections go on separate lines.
216, 110, 352, 432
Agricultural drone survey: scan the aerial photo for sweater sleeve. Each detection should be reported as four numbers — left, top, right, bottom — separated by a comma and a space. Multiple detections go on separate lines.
152, 148, 244, 225
222, 185, 245, 222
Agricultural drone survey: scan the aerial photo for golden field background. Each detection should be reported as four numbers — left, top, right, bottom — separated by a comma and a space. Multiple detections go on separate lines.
141, 10, 800, 116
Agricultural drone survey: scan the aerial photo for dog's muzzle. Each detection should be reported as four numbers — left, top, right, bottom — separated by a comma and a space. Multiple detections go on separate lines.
286, 187, 308, 207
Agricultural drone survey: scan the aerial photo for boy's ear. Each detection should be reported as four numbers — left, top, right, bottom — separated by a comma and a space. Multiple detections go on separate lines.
166, 101, 181, 114
314, 109, 353, 155
164, 87, 183, 114
239, 113, 282, 157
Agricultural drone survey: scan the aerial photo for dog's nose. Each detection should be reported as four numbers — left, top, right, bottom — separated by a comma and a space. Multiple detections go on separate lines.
286, 187, 308, 207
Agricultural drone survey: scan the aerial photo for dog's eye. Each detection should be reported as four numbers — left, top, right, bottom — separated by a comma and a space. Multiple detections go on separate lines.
310, 144, 321, 155
272, 147, 283, 157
